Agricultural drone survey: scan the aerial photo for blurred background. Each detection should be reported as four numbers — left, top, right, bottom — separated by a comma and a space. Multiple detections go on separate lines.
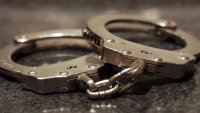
0, 0, 200, 113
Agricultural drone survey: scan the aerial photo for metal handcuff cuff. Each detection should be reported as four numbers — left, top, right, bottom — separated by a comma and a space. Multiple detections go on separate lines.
84, 14, 200, 93
0, 14, 200, 99
0, 29, 144, 98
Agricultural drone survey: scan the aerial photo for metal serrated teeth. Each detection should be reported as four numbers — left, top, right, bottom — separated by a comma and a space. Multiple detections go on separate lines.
83, 29, 101, 47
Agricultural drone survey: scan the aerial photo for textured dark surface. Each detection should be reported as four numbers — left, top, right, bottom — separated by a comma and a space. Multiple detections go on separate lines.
0, 0, 200, 113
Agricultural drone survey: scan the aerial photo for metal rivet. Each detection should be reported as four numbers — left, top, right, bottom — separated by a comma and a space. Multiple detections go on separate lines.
158, 20, 168, 27
18, 35, 28, 42
88, 65, 98, 70
179, 55, 190, 60
28, 71, 37, 76
122, 50, 132, 55
83, 29, 90, 35
59, 72, 69, 76
153, 57, 163, 62
107, 39, 115, 43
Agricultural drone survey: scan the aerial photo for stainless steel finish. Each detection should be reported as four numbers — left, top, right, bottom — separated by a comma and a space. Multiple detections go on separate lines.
108, 59, 145, 93
0, 29, 105, 94
0, 28, 146, 98
1, 14, 199, 99
78, 59, 145, 98
14, 29, 83, 43
85, 14, 200, 79
86, 79, 120, 98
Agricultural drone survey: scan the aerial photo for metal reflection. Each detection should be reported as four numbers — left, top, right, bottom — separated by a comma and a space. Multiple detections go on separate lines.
42, 107, 70, 113
89, 103, 118, 113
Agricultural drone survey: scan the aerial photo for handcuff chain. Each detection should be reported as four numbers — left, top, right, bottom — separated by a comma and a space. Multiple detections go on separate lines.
78, 59, 145, 98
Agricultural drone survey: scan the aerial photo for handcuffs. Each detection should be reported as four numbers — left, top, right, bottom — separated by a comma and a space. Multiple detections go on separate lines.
0, 14, 200, 99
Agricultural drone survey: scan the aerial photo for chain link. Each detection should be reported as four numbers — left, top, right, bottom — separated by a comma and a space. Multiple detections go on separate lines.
78, 59, 145, 98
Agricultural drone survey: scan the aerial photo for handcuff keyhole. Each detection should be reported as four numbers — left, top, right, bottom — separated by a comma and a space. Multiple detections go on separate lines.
141, 50, 152, 54
66, 66, 77, 69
